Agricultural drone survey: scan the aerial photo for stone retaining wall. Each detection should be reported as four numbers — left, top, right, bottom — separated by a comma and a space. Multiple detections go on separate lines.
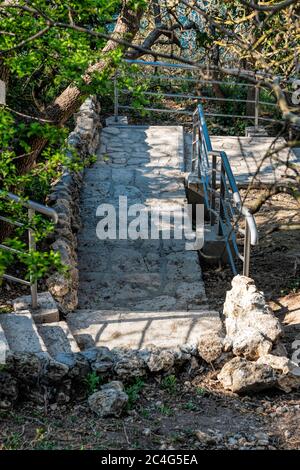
46, 96, 101, 314
0, 346, 195, 409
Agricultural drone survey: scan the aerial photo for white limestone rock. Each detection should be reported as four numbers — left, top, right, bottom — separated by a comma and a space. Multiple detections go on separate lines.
256, 354, 300, 393
218, 357, 277, 394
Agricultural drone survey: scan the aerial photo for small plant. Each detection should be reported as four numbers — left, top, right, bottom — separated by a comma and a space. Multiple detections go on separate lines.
0, 306, 11, 314
161, 374, 177, 394
183, 401, 197, 411
196, 387, 207, 396
281, 277, 300, 295
3, 432, 23, 450
158, 404, 173, 416
125, 377, 145, 410
85, 371, 102, 395
140, 407, 150, 419
34, 440, 56, 450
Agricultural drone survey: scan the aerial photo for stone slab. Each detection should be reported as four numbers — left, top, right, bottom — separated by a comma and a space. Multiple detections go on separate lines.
37, 321, 80, 357
185, 134, 300, 186
77, 125, 202, 313
0, 311, 48, 354
13, 291, 59, 324
106, 116, 128, 126
68, 309, 221, 350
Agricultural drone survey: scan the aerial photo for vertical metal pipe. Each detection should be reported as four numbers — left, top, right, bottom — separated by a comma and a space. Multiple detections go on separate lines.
192, 112, 197, 172
255, 84, 259, 128
243, 222, 251, 277
218, 162, 225, 236
114, 74, 119, 123
28, 208, 38, 309
211, 153, 217, 226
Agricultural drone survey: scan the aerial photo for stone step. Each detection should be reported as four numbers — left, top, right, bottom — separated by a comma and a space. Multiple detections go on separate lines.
77, 124, 207, 317
0, 322, 10, 364
67, 308, 221, 351
37, 321, 80, 359
184, 133, 300, 186
0, 311, 48, 355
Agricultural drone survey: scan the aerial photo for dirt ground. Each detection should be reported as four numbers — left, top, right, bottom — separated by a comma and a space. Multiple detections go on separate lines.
203, 191, 300, 314
0, 371, 300, 450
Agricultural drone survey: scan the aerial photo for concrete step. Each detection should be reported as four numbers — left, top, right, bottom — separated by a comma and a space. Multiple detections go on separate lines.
37, 321, 80, 358
184, 133, 300, 186
0, 310, 48, 355
67, 308, 221, 351
0, 322, 10, 364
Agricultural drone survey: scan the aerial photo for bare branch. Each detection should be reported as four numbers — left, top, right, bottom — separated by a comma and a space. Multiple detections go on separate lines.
240, 0, 300, 13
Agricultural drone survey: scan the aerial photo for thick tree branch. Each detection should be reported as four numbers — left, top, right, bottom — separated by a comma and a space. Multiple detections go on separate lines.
240, 0, 300, 13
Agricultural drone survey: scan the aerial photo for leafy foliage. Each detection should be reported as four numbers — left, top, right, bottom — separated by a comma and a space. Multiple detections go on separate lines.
85, 371, 103, 395
0, 1, 144, 283
125, 378, 145, 409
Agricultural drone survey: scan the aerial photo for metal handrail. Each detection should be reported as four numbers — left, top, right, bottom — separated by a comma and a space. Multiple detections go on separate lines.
0, 191, 58, 308
124, 59, 298, 85
115, 59, 286, 127
190, 104, 258, 276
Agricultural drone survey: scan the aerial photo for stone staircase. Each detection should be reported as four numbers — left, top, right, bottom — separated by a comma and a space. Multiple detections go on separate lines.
0, 123, 221, 363
67, 124, 220, 351
0, 310, 80, 361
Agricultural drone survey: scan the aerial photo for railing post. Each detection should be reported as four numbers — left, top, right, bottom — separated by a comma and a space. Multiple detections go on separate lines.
255, 84, 259, 128
114, 73, 119, 123
211, 152, 217, 226
218, 161, 226, 236
192, 110, 199, 175
28, 208, 38, 309
243, 222, 251, 277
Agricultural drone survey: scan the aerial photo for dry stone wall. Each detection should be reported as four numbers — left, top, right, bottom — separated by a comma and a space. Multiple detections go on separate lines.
46, 96, 101, 313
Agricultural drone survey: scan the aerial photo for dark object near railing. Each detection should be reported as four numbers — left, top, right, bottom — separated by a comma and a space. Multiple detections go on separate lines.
189, 104, 258, 276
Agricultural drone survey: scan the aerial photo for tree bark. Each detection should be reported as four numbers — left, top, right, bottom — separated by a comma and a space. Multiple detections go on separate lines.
1, 1, 145, 242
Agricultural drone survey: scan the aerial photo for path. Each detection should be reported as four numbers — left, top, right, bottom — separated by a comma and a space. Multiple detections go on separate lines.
67, 124, 219, 351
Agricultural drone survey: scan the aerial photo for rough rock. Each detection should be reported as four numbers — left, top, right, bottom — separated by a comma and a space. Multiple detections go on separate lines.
218, 357, 277, 393
0, 372, 18, 405
197, 331, 224, 363
195, 430, 218, 445
7, 352, 44, 384
101, 380, 124, 392
257, 354, 300, 393
146, 349, 175, 372
231, 327, 272, 360
88, 381, 128, 417
45, 360, 69, 383
82, 347, 114, 373
224, 276, 268, 317
113, 350, 147, 379
223, 276, 283, 360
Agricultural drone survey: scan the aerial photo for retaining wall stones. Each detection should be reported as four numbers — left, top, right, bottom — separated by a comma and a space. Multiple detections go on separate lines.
0, 346, 195, 409
46, 96, 101, 314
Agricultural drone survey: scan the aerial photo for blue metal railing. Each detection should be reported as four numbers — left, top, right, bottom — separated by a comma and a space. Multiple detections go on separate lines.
190, 104, 258, 276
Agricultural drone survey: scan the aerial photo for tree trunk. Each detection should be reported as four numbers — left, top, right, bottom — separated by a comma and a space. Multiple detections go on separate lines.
16, 1, 144, 176
246, 85, 256, 119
